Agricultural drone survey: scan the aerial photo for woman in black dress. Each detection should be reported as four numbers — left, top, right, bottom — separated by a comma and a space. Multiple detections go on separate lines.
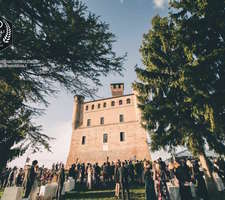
144, 163, 157, 200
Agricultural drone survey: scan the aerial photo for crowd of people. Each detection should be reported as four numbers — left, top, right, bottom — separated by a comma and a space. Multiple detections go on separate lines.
0, 160, 65, 199
0, 157, 224, 200
67, 157, 225, 200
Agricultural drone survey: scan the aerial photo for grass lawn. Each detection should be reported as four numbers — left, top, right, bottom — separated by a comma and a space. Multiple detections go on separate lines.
0, 189, 3, 198
65, 185, 146, 200
0, 185, 145, 200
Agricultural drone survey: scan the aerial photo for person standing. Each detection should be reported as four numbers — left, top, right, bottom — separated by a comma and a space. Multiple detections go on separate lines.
1, 168, 10, 188
102, 162, 108, 184
193, 161, 208, 200
87, 164, 93, 190
56, 164, 65, 200
15, 168, 24, 187
114, 162, 121, 199
135, 161, 142, 184
29, 164, 40, 200
155, 162, 170, 200
68, 164, 76, 180
80, 163, 85, 185
144, 163, 157, 200
94, 163, 101, 188
24, 160, 38, 198
7, 167, 16, 186
119, 162, 130, 200
128, 161, 135, 183
175, 160, 193, 200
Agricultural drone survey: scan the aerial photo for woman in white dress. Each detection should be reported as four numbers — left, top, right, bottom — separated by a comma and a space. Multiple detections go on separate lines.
87, 164, 93, 190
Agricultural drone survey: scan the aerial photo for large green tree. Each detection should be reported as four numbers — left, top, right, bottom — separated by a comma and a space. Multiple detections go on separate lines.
0, 0, 125, 170
0, 78, 51, 172
134, 0, 225, 179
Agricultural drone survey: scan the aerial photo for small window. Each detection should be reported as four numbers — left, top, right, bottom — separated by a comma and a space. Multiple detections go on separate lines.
85, 105, 88, 111
119, 100, 123, 105
120, 132, 125, 142
103, 102, 107, 108
87, 119, 91, 127
92, 104, 94, 110
119, 114, 124, 122
118, 84, 121, 88
100, 117, 104, 125
126, 98, 131, 104
98, 103, 101, 109
111, 101, 115, 106
82, 136, 86, 145
113, 85, 116, 89
103, 133, 108, 143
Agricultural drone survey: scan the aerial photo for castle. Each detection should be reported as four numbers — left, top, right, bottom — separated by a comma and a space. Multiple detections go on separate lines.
66, 83, 151, 167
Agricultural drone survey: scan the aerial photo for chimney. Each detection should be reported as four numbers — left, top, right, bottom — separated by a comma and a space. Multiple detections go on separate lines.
110, 83, 124, 97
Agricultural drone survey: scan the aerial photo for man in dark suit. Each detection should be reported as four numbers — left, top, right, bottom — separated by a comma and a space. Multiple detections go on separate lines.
175, 160, 193, 200
56, 164, 65, 200
119, 162, 130, 200
24, 160, 38, 198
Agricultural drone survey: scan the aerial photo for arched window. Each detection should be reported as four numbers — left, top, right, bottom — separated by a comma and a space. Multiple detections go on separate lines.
85, 105, 88, 111
103, 102, 107, 108
126, 98, 131, 104
111, 101, 115, 106
119, 100, 123, 105
92, 104, 94, 110
98, 103, 101, 109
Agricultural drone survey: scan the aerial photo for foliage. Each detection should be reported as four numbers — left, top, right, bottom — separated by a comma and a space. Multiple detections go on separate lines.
0, 0, 125, 168
0, 77, 51, 171
133, 0, 225, 156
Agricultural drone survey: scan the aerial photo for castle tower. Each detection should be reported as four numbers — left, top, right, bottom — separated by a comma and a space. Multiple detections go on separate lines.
72, 95, 84, 129
110, 83, 124, 97
66, 84, 151, 168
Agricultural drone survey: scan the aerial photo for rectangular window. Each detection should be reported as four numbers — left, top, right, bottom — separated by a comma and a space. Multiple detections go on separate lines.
119, 114, 124, 122
103, 133, 108, 143
120, 132, 125, 142
82, 136, 86, 145
100, 117, 104, 125
98, 103, 101, 109
87, 119, 91, 126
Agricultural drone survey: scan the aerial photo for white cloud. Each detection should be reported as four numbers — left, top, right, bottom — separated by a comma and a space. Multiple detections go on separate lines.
153, 0, 168, 9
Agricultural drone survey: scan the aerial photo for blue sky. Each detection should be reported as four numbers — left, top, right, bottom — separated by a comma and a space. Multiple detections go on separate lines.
10, 0, 170, 167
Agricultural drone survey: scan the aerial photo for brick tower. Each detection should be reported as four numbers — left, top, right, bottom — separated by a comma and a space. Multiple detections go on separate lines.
66, 83, 151, 168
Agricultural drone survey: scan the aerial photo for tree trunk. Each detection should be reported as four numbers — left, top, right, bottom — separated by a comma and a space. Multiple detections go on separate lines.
198, 151, 220, 199
199, 151, 213, 178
